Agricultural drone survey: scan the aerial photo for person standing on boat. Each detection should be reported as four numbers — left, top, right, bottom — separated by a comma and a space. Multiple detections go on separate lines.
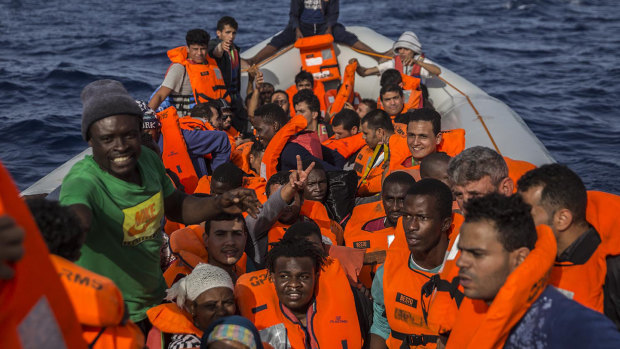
60, 79, 261, 335
246, 0, 381, 65
355, 31, 441, 80
208, 16, 251, 133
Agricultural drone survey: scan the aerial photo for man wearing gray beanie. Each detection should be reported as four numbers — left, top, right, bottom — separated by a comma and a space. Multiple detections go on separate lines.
352, 31, 441, 79
59, 79, 262, 335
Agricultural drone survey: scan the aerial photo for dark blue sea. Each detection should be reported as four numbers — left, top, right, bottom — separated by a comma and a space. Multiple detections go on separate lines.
1, 0, 618, 194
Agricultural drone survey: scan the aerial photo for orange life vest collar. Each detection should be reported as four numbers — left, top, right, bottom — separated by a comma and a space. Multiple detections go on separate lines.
260, 115, 308, 179
147, 303, 203, 337
167, 46, 230, 104
446, 225, 557, 349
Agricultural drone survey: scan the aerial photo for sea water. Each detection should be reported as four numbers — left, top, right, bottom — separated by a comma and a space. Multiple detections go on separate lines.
0, 0, 618, 193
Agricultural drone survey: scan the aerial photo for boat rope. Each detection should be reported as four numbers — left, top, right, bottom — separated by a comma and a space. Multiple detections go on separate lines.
241, 44, 295, 72
349, 47, 502, 155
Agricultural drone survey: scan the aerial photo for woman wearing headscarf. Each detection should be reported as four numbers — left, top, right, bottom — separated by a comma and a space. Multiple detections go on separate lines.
200, 315, 264, 349
147, 263, 236, 349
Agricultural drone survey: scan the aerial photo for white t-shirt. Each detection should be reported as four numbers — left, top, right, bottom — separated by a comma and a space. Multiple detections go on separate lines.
377, 57, 431, 80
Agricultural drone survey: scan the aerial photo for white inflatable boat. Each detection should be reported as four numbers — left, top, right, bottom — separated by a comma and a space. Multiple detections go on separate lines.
22, 26, 554, 196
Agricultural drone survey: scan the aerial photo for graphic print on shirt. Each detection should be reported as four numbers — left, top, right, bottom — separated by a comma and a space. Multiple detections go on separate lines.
122, 191, 164, 246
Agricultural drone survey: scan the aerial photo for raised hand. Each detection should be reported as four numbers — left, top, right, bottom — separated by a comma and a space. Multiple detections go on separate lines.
217, 188, 263, 218
289, 155, 315, 192
255, 70, 264, 89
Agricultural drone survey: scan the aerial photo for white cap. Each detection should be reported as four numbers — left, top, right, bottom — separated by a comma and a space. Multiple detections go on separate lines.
393, 31, 422, 55
165, 263, 234, 311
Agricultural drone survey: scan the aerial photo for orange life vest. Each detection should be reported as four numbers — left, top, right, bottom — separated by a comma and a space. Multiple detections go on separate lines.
158, 106, 199, 194
0, 161, 86, 349
394, 55, 424, 77
231, 141, 253, 174
147, 303, 202, 344
235, 258, 362, 349
546, 190, 620, 313
167, 46, 230, 103
286, 81, 327, 117
300, 200, 343, 245
445, 225, 556, 349
51, 255, 144, 349
267, 214, 341, 248
163, 225, 250, 286
260, 115, 308, 179
503, 157, 536, 193
437, 129, 466, 157
179, 117, 211, 131
323, 133, 366, 160
325, 90, 361, 117
586, 190, 620, 251
356, 134, 411, 197
383, 249, 443, 348
327, 61, 357, 115
377, 73, 423, 113
416, 213, 465, 337
348, 223, 395, 289
401, 74, 423, 111
294, 34, 341, 83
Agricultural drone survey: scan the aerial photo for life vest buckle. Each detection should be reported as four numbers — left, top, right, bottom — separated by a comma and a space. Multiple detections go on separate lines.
406, 334, 438, 346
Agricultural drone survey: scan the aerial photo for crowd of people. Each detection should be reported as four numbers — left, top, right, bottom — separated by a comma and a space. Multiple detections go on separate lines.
2, 4, 620, 349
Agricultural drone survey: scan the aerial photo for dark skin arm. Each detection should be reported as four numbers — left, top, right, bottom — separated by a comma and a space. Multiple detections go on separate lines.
165, 187, 261, 224
70, 188, 262, 233
369, 334, 389, 349
0, 215, 25, 280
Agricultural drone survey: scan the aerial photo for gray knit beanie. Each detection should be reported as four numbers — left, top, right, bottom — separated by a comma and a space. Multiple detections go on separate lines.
393, 31, 422, 55
81, 79, 143, 141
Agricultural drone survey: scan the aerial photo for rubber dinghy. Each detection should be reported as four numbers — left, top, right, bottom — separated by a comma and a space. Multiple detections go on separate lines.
22, 26, 554, 196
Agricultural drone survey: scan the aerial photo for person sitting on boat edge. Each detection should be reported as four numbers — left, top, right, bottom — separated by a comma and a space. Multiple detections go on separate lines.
445, 194, 620, 348
246, 0, 381, 65
147, 263, 236, 349
518, 164, 620, 329
59, 79, 261, 334
148, 29, 233, 126
355, 31, 441, 79
208, 16, 250, 133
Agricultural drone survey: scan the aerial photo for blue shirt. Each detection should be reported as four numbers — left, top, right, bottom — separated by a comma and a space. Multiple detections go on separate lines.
504, 286, 620, 348
158, 129, 231, 178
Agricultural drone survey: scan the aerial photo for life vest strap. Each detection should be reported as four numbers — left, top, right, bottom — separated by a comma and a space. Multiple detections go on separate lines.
88, 326, 108, 349
391, 330, 438, 347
